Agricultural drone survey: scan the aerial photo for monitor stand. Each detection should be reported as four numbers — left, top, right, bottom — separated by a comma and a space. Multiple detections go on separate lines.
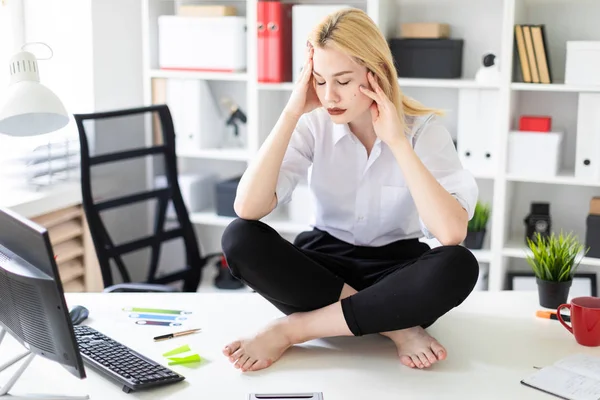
0, 329, 89, 399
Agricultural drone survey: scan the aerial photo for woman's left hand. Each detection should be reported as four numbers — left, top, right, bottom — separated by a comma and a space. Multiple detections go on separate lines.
359, 71, 405, 146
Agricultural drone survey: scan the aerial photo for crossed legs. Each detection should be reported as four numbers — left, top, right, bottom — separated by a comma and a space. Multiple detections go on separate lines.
220, 219, 479, 372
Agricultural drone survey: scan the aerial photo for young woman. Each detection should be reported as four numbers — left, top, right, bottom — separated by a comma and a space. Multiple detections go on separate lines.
220, 8, 479, 373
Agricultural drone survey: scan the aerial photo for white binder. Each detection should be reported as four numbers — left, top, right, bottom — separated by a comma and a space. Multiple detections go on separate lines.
292, 4, 352, 83
575, 93, 600, 180
166, 79, 222, 150
456, 88, 498, 177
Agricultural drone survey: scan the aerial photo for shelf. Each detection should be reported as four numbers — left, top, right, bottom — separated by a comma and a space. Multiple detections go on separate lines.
511, 82, 600, 93
258, 82, 295, 91
503, 238, 600, 267
398, 78, 499, 89
149, 69, 248, 82
469, 248, 492, 263
257, 79, 499, 91
505, 169, 600, 187
176, 148, 250, 162
189, 209, 310, 234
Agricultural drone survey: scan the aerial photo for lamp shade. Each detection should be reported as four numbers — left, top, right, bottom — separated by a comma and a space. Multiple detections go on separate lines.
0, 51, 69, 137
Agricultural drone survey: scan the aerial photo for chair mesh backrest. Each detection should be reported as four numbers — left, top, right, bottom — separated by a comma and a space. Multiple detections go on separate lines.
74, 105, 204, 292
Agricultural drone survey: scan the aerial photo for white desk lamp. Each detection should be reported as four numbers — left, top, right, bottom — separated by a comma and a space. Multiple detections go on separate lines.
0, 44, 69, 137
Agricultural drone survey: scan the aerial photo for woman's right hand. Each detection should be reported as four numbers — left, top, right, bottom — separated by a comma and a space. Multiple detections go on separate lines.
284, 45, 320, 119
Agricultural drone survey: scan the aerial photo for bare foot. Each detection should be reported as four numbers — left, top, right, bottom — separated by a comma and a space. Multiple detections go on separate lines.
222, 318, 295, 372
381, 326, 446, 369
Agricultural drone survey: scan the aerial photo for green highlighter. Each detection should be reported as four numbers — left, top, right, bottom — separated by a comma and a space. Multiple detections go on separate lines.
162, 345, 191, 357
167, 354, 202, 366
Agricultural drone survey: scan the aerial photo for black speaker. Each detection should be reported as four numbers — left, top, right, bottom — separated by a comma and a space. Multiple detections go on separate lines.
524, 202, 551, 244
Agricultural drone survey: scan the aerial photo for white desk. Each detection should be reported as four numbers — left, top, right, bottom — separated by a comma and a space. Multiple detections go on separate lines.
0, 181, 81, 218
3, 291, 599, 399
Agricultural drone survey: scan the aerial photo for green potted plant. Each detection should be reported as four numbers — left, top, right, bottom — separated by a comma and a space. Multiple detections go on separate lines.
464, 201, 491, 249
526, 231, 589, 309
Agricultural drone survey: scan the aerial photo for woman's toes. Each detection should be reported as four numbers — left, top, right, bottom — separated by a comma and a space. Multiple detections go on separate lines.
223, 341, 241, 357
230, 347, 245, 363
241, 358, 256, 372
418, 353, 431, 368
430, 341, 447, 360
235, 354, 250, 369
410, 355, 423, 369
400, 355, 415, 368
423, 349, 437, 365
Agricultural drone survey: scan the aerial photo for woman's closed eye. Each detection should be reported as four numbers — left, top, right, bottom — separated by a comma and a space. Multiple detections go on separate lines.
316, 80, 351, 86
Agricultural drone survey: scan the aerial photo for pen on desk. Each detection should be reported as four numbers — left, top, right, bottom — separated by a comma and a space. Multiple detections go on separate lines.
536, 310, 570, 323
153, 328, 201, 342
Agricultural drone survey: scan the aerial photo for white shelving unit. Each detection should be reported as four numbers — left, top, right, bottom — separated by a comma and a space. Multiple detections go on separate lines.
141, 0, 600, 292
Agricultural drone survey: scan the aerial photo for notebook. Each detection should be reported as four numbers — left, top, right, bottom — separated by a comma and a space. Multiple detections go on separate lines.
521, 354, 600, 400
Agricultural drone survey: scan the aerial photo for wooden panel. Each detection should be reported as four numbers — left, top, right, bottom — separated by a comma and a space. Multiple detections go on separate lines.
31, 205, 82, 229
82, 215, 104, 292
48, 220, 83, 246
54, 238, 84, 265
58, 258, 85, 284
62, 278, 85, 293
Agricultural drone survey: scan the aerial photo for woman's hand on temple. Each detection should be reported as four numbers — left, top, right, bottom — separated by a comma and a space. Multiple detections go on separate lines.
359, 71, 405, 146
283, 44, 320, 119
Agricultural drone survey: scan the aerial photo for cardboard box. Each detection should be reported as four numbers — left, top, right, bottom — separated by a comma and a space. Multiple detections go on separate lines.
177, 5, 237, 17
400, 23, 450, 39
590, 197, 600, 215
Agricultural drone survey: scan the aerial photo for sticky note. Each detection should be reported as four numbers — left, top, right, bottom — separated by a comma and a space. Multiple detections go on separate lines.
163, 344, 191, 357
167, 354, 202, 365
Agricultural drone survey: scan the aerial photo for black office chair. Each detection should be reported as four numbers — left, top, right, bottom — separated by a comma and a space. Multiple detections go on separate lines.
74, 104, 221, 293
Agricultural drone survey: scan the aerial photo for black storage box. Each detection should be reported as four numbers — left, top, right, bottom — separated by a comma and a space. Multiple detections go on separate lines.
216, 176, 242, 217
586, 214, 600, 258
389, 38, 464, 79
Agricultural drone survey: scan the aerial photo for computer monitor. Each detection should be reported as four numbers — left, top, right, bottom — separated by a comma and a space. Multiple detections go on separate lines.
0, 207, 87, 398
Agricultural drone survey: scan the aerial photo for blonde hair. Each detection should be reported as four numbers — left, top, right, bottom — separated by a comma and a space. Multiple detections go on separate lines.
307, 8, 443, 133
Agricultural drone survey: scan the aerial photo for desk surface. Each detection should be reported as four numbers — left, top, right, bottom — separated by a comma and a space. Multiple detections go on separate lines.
0, 181, 81, 218
4, 291, 600, 399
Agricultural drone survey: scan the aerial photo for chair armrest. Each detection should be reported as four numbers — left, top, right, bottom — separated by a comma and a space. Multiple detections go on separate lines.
103, 283, 180, 293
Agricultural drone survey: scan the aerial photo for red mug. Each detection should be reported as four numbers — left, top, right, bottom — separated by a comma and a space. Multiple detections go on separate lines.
557, 296, 600, 347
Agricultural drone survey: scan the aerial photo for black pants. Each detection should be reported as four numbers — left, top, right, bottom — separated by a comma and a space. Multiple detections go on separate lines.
221, 218, 479, 337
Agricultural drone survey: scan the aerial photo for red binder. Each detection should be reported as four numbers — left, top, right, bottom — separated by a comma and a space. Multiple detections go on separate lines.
265, 1, 293, 83
257, 1, 269, 82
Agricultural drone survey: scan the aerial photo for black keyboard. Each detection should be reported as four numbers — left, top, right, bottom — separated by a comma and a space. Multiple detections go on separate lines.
73, 325, 185, 393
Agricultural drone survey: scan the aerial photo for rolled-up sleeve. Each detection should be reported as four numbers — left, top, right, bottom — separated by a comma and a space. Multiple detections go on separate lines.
275, 114, 315, 206
412, 117, 479, 238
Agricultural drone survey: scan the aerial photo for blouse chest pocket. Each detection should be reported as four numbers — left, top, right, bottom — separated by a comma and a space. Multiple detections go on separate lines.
379, 185, 416, 232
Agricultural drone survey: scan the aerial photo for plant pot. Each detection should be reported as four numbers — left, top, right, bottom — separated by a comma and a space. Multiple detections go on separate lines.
536, 278, 572, 309
464, 229, 486, 249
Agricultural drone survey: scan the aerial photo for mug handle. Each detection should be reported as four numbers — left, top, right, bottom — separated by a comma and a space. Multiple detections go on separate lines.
556, 304, 573, 333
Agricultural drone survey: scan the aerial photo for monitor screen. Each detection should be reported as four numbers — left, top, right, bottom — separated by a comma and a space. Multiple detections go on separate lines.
0, 207, 86, 380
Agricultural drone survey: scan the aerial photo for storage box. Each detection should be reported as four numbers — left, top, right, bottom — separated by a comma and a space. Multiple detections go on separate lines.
177, 5, 237, 17
507, 131, 562, 177
215, 176, 242, 217
565, 41, 600, 86
158, 16, 246, 72
400, 23, 450, 39
389, 38, 463, 79
155, 173, 217, 219
586, 214, 600, 258
590, 197, 600, 216
519, 116, 551, 132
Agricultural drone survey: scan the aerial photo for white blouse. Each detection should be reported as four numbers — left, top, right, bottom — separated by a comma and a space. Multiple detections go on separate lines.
275, 107, 478, 247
